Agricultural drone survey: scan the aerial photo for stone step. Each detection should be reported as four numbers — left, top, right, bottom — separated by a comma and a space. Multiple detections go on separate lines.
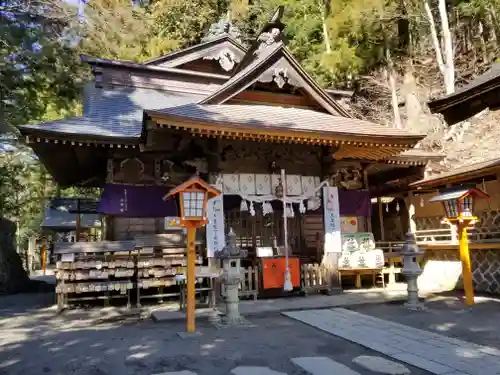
292, 357, 361, 375
152, 356, 409, 375
353, 355, 410, 375
231, 366, 287, 375
151, 372, 197, 375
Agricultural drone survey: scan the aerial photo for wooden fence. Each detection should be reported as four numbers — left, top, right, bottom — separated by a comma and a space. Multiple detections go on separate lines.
301, 263, 329, 294
219, 264, 333, 299
409, 227, 500, 245
220, 266, 259, 300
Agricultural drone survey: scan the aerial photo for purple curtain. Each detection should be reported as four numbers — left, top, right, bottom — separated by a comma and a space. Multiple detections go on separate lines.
338, 190, 371, 217
98, 184, 178, 217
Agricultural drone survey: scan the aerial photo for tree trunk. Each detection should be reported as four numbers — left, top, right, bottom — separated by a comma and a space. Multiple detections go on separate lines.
478, 20, 489, 63
486, 9, 498, 50
438, 0, 455, 94
385, 49, 401, 129
424, 0, 445, 76
318, 0, 331, 53
397, 0, 410, 54
402, 64, 424, 132
0, 218, 30, 294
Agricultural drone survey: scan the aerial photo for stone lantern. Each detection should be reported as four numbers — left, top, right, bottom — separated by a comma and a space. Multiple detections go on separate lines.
401, 232, 425, 310
214, 228, 248, 325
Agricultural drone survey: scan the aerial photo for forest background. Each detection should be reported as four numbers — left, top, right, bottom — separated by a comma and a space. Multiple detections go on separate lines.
1, 0, 499, 247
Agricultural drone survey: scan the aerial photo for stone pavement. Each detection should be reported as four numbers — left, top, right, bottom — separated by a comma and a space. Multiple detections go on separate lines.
151, 284, 432, 321
152, 355, 411, 375
284, 308, 500, 375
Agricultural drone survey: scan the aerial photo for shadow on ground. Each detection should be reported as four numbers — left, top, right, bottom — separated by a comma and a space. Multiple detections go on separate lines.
351, 291, 500, 348
0, 294, 432, 375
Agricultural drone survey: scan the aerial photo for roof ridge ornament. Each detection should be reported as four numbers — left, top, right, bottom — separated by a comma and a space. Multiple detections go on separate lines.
202, 17, 242, 43
256, 6, 286, 52
232, 6, 287, 75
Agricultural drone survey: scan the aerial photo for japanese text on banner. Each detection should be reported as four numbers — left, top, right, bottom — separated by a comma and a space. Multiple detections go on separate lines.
206, 184, 225, 257
323, 186, 342, 253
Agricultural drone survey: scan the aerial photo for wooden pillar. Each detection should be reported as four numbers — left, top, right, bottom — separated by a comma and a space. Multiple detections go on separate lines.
104, 216, 114, 241
75, 213, 81, 242
186, 226, 197, 333
377, 197, 385, 241
41, 245, 47, 275
75, 198, 81, 242
363, 166, 373, 233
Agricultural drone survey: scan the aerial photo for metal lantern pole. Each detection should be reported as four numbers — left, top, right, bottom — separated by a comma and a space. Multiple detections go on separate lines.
281, 169, 293, 291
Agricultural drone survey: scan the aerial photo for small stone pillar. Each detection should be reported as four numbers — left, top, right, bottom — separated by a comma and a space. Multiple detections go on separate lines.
214, 229, 248, 325
401, 232, 425, 310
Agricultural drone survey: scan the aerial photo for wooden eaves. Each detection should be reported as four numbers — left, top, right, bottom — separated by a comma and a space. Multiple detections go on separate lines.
410, 157, 500, 192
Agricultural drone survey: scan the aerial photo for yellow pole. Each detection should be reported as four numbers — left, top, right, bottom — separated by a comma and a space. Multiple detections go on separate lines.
42, 246, 47, 276
458, 222, 474, 306
186, 226, 197, 333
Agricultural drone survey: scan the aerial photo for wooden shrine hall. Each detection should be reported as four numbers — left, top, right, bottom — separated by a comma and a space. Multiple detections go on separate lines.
20, 7, 441, 307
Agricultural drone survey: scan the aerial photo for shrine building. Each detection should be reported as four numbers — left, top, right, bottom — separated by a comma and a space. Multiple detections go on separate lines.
20, 8, 442, 306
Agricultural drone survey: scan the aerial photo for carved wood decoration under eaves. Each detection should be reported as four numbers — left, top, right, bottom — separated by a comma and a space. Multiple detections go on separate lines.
218, 139, 322, 175
330, 167, 364, 190
203, 47, 242, 72
258, 59, 303, 89
111, 157, 156, 185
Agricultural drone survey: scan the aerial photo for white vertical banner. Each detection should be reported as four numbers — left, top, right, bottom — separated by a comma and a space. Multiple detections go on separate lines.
323, 186, 342, 253
206, 183, 225, 258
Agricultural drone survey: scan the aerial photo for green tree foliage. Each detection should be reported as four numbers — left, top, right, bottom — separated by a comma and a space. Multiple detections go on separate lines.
149, 0, 220, 50
77, 0, 174, 62
0, 0, 82, 132
0, 146, 49, 241
3, 0, 500, 245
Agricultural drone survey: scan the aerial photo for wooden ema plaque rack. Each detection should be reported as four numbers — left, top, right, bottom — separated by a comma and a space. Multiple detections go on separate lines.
55, 241, 136, 309
54, 232, 209, 311
134, 233, 204, 308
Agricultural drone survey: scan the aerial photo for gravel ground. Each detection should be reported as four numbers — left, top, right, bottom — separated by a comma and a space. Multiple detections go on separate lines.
0, 292, 432, 375
350, 293, 500, 348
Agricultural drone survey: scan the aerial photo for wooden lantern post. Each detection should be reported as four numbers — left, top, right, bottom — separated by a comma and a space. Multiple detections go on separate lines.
429, 187, 489, 306
165, 177, 221, 333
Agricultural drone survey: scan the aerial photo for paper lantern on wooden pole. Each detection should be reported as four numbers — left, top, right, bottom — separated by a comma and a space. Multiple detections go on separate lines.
429, 187, 489, 306
165, 176, 221, 334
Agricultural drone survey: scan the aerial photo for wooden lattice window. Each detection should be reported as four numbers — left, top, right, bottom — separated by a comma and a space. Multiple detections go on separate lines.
225, 209, 253, 248
224, 205, 305, 255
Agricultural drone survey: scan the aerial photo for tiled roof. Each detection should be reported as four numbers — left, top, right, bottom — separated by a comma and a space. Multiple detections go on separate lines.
81, 55, 229, 80
447, 63, 500, 98
142, 33, 246, 67
200, 43, 352, 117
21, 87, 204, 139
50, 198, 99, 213
385, 149, 445, 163
42, 198, 101, 229
411, 157, 500, 187
148, 104, 424, 140
42, 208, 101, 229
428, 63, 500, 112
